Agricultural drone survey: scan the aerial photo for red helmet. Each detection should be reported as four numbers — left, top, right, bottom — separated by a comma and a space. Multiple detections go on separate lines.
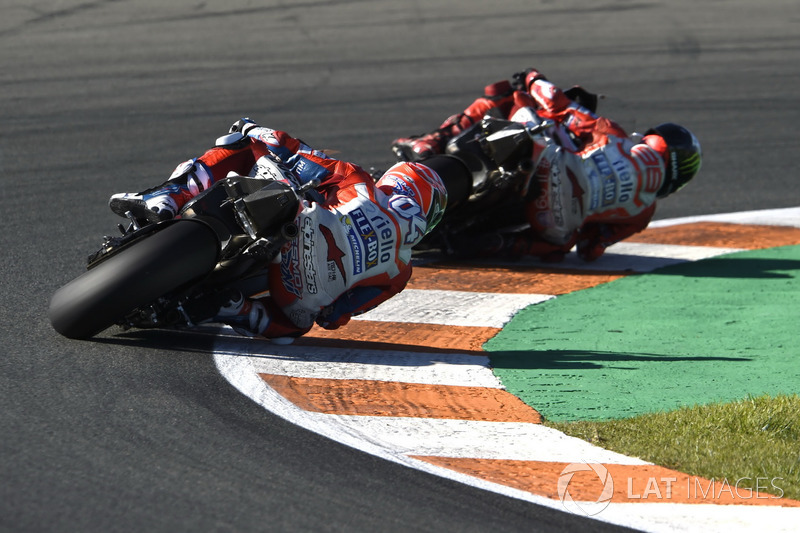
376, 162, 448, 247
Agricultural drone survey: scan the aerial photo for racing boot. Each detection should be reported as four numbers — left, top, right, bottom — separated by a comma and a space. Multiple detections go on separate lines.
392, 131, 447, 162
393, 79, 517, 163
392, 109, 483, 162
109, 160, 214, 223
109, 184, 185, 223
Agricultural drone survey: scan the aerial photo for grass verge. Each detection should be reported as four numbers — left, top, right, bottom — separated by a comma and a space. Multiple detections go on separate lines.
545, 394, 800, 501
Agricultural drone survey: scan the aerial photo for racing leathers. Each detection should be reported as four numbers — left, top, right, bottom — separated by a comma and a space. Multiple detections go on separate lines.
113, 125, 446, 339
393, 69, 671, 262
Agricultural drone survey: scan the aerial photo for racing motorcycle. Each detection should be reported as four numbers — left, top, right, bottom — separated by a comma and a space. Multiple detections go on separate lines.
49, 165, 319, 340
409, 83, 600, 258
412, 113, 560, 256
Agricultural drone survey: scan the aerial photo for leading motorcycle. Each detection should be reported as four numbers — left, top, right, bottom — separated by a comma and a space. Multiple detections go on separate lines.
412, 112, 563, 256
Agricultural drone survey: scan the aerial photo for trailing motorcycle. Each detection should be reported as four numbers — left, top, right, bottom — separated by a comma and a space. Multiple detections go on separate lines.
49, 164, 318, 340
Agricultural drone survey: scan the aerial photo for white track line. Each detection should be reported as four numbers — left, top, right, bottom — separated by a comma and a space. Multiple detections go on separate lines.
215, 343, 500, 387
293, 415, 650, 463
649, 207, 800, 229
480, 242, 744, 272
353, 289, 553, 327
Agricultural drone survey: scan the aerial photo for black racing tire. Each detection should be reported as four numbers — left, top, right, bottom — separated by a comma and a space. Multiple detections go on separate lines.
49, 220, 220, 339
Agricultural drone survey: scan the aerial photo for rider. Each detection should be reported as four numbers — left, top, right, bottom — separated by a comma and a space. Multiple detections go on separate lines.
109, 119, 463, 341
392, 68, 702, 262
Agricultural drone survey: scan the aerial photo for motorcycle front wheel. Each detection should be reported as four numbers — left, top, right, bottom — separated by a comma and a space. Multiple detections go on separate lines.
49, 220, 220, 339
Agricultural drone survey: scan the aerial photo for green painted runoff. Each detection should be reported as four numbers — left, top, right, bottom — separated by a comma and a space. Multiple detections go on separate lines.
486, 245, 800, 422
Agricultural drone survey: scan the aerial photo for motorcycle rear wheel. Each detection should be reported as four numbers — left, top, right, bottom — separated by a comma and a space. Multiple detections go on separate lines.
49, 220, 220, 339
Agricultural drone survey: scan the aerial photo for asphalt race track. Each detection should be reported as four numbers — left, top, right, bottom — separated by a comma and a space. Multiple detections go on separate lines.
2, 1, 798, 531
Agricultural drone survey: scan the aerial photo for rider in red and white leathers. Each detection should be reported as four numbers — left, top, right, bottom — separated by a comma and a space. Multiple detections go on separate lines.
392, 69, 702, 262
110, 120, 453, 340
